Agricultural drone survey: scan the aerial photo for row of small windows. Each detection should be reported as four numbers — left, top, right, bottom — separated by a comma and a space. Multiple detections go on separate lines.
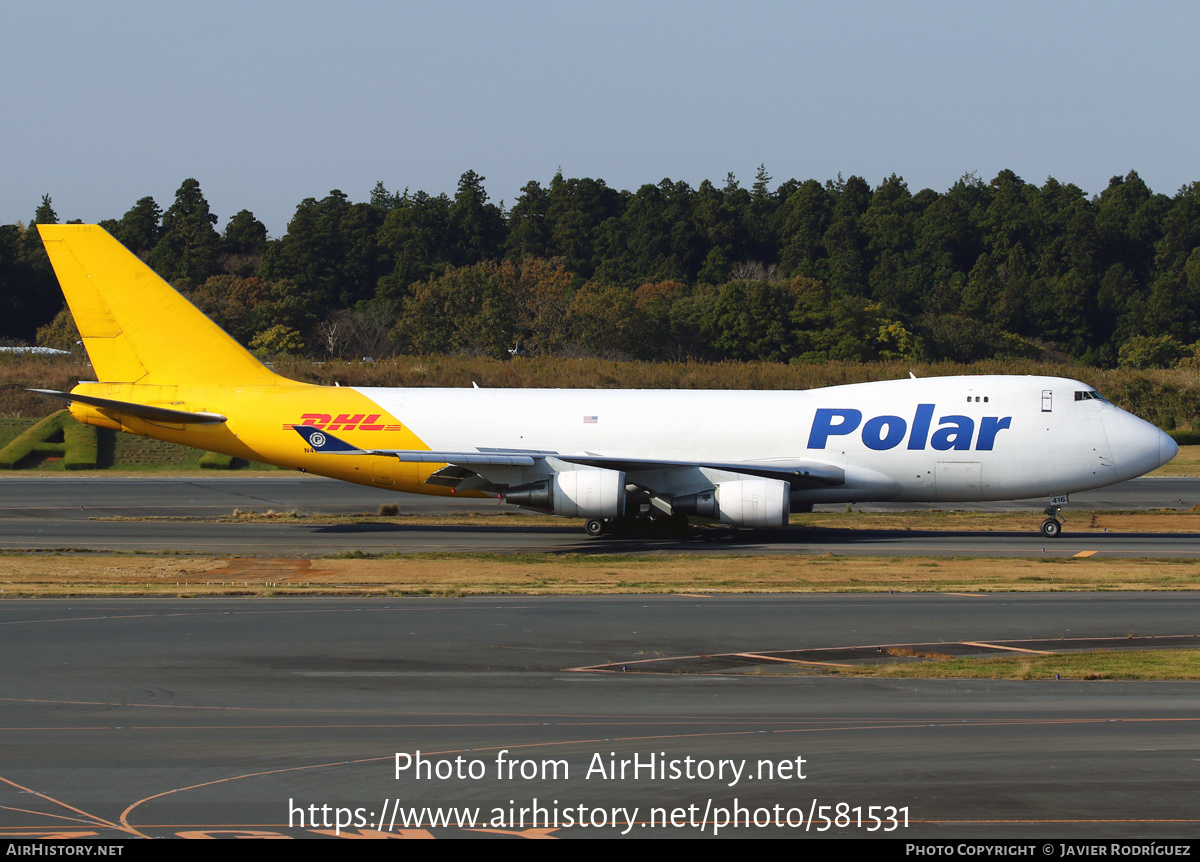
960, 391, 1107, 405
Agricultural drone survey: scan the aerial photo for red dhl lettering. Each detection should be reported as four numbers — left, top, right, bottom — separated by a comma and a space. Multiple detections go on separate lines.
294, 413, 392, 431
327, 413, 365, 430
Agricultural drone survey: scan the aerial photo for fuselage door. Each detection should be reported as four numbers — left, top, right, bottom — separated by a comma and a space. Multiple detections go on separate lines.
371, 457, 396, 486
1041, 390, 1053, 412
935, 460, 982, 501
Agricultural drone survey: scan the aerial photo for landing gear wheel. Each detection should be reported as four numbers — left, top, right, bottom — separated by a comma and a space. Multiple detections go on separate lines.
1040, 518, 1062, 539
1041, 502, 1065, 538
585, 519, 605, 537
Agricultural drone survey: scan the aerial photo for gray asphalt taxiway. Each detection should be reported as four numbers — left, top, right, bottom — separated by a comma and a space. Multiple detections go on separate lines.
7, 516, 1200, 557
0, 477, 1197, 839
2, 474, 1196, 519
0, 593, 1197, 839
0, 475, 1198, 556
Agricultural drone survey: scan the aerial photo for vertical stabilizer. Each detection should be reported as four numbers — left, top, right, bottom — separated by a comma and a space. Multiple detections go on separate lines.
37, 224, 281, 385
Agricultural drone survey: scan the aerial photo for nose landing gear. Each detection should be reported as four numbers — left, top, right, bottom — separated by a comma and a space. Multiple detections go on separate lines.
1041, 503, 1064, 538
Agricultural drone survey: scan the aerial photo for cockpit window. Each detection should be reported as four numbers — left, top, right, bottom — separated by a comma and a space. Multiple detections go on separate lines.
1074, 390, 1107, 403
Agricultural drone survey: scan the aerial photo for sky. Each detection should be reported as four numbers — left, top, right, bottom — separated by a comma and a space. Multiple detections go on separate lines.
2, 1, 1198, 236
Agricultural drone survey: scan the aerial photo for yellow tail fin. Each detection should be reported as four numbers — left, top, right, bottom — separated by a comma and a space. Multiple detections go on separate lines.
38, 224, 281, 386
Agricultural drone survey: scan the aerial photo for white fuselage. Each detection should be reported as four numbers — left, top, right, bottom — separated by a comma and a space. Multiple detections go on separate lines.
356, 375, 1176, 505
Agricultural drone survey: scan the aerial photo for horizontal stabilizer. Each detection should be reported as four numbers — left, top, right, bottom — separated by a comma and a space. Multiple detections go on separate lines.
30, 390, 228, 425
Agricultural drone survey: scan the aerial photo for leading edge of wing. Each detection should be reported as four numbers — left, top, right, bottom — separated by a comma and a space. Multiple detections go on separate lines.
557, 455, 845, 486
290, 425, 845, 486
291, 424, 538, 465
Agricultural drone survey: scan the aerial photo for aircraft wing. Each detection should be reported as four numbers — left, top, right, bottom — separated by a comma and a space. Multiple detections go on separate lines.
554, 454, 844, 486
292, 424, 540, 465
291, 426, 844, 486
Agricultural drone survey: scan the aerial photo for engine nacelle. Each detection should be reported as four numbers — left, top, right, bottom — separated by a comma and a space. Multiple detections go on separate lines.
504, 468, 626, 519
674, 478, 790, 528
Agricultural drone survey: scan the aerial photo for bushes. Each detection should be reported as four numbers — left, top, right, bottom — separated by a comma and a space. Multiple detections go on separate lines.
1118, 335, 1189, 369
62, 417, 98, 469
199, 451, 235, 469
0, 410, 97, 469
1168, 430, 1200, 446
0, 414, 258, 471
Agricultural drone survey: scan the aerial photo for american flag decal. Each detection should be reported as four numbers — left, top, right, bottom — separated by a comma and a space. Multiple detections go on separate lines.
583, 415, 598, 424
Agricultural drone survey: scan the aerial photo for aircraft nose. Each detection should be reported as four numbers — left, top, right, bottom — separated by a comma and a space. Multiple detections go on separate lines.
1103, 409, 1177, 480
1160, 428, 1179, 468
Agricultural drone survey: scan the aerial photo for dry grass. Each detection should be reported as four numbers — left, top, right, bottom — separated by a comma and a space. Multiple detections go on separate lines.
2, 551, 1200, 597
80, 506, 1200, 533
795, 509, 1200, 534
1151, 444, 1200, 476
885, 646, 957, 660
97, 507, 1199, 535
0, 355, 91, 418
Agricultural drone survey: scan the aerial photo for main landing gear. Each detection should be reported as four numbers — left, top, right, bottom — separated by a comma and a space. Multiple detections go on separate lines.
1040, 504, 1064, 538
584, 514, 689, 539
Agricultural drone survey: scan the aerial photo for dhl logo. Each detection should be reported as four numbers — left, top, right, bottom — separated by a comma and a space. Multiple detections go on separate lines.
287, 413, 405, 432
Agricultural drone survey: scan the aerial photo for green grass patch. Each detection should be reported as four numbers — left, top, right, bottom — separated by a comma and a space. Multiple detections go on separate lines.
824, 649, 1200, 680
0, 414, 279, 471
0, 411, 98, 469
63, 418, 98, 469
0, 418, 29, 449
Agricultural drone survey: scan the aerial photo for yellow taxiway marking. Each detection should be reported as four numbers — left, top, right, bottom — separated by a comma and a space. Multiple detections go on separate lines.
1074, 550, 1098, 558
960, 641, 1054, 655
735, 653, 854, 668
0, 774, 146, 839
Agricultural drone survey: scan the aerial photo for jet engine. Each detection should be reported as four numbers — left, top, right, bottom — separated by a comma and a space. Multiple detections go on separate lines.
504, 468, 627, 519
673, 478, 790, 528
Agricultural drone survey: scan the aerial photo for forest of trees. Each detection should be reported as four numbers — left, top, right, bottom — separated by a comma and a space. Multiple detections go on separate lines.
5, 167, 1200, 370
